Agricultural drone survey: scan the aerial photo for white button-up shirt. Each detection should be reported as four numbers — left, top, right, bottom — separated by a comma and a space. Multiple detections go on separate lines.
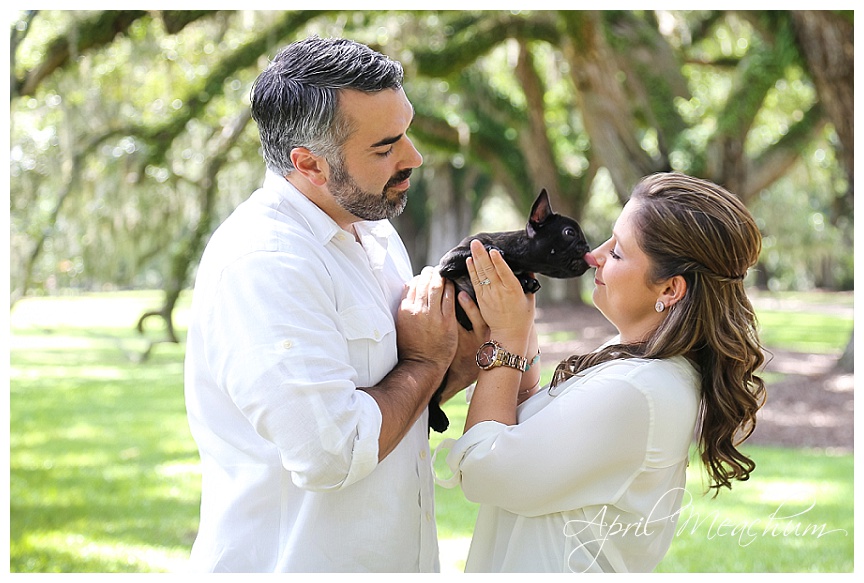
184, 171, 438, 572
443, 356, 700, 572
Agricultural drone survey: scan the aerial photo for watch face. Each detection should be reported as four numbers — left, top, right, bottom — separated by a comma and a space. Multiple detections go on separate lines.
477, 343, 496, 368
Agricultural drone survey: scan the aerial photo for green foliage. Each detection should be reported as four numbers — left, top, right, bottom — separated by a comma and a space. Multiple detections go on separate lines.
9, 10, 854, 303
412, 11, 558, 78
751, 139, 853, 291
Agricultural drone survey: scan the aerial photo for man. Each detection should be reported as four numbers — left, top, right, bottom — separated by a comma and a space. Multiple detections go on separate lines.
184, 37, 480, 572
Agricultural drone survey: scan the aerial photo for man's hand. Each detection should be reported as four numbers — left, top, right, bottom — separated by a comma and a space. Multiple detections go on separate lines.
396, 266, 459, 390
361, 266, 459, 461
439, 290, 488, 403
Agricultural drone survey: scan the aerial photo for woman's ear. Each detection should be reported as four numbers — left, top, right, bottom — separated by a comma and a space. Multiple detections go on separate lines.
289, 147, 329, 186
660, 275, 687, 308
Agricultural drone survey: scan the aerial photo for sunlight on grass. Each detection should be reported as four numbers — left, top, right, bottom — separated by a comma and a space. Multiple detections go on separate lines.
654, 445, 853, 572
744, 479, 846, 506
14, 533, 191, 573
9, 290, 854, 573
9, 290, 192, 331
756, 310, 852, 353
541, 330, 580, 343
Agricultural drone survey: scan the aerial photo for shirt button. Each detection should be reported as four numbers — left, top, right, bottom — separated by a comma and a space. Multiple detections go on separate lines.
419, 449, 427, 460
281, 340, 293, 350
373, 329, 381, 340
425, 512, 432, 522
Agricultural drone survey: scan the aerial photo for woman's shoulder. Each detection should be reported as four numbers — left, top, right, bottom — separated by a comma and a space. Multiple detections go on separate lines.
570, 356, 700, 405
620, 355, 698, 380
579, 354, 695, 379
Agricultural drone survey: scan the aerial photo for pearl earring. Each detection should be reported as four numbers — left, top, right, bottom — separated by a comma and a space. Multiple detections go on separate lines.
655, 300, 665, 313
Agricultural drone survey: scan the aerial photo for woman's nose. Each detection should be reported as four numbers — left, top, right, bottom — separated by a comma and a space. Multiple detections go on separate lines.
590, 239, 611, 266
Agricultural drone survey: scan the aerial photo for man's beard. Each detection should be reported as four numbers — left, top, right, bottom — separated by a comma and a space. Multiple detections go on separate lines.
328, 160, 411, 222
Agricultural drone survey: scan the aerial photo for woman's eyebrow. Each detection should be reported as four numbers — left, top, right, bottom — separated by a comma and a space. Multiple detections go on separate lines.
611, 229, 625, 251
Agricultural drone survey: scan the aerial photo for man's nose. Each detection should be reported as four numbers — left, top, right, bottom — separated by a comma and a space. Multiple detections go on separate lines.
403, 137, 423, 169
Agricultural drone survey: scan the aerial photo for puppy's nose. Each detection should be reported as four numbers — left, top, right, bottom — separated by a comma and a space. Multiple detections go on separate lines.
583, 252, 599, 268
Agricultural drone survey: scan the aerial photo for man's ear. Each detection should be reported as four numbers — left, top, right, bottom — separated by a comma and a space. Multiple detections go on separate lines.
659, 275, 687, 308
289, 147, 329, 186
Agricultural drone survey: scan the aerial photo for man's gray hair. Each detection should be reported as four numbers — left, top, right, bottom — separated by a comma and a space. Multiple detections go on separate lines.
250, 36, 404, 175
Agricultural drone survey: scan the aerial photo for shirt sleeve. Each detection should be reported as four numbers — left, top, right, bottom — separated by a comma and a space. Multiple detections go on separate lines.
202, 247, 384, 492
445, 374, 652, 517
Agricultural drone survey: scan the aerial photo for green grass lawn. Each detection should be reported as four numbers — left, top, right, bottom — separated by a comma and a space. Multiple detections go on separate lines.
8, 290, 854, 572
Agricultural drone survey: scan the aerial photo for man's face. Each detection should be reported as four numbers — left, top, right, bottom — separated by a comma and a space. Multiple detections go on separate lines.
326, 88, 423, 222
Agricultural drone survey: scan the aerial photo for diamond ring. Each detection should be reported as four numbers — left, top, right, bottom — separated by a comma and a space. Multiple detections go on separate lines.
478, 279, 491, 286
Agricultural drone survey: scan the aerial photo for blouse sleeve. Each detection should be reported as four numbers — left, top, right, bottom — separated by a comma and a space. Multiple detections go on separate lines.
445, 373, 652, 517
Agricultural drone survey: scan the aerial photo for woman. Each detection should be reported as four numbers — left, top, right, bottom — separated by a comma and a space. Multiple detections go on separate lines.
442, 172, 766, 572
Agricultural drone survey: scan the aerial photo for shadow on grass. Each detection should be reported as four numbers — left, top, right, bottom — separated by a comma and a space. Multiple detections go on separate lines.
10, 326, 199, 572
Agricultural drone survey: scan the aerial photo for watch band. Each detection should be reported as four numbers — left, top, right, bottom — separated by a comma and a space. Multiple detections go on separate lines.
499, 349, 529, 372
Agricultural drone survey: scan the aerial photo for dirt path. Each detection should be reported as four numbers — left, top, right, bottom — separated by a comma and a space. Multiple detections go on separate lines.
534, 298, 853, 452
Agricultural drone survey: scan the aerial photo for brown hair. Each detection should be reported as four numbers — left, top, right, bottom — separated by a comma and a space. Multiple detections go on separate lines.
553, 172, 766, 494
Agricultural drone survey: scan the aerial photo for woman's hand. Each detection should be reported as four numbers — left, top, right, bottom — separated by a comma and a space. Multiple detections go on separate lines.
462, 239, 537, 430
466, 239, 535, 344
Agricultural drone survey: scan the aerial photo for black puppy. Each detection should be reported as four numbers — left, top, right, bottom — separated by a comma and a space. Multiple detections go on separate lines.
429, 189, 593, 432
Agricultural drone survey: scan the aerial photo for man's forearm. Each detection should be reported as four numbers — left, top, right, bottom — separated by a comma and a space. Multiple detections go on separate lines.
359, 359, 447, 460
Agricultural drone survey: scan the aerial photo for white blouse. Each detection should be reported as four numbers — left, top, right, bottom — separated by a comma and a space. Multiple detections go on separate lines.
442, 355, 701, 572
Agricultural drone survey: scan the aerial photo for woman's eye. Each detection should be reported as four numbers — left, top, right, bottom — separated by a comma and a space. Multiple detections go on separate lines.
609, 249, 621, 260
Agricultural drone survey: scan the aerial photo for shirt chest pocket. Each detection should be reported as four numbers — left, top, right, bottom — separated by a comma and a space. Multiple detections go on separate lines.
339, 305, 397, 386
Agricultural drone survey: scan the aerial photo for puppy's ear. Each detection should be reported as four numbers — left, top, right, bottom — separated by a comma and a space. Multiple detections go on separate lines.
527, 189, 553, 238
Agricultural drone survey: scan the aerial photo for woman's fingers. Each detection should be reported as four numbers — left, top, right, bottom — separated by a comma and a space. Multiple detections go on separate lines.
469, 239, 522, 293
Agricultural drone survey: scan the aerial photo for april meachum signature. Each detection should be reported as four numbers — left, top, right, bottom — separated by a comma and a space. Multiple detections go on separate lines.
563, 487, 848, 571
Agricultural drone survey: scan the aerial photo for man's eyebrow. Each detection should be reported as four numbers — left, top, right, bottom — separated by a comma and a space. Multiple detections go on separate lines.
369, 109, 415, 148
370, 134, 403, 148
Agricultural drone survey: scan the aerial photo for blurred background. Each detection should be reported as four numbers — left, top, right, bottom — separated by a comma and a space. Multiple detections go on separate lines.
8, 9, 854, 572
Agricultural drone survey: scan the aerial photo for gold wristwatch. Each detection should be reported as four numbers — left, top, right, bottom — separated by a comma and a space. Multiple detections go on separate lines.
475, 340, 529, 372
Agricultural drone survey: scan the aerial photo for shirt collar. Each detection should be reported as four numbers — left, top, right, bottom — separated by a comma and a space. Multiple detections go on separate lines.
263, 170, 342, 244
264, 170, 396, 264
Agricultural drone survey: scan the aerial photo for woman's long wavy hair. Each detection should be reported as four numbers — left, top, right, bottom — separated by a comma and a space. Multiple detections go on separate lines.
552, 172, 766, 494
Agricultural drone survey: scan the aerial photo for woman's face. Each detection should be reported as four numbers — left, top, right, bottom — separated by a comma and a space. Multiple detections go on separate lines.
590, 198, 667, 343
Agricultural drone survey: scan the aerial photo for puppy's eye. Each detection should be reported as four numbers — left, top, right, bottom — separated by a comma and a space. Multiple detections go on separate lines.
563, 227, 576, 238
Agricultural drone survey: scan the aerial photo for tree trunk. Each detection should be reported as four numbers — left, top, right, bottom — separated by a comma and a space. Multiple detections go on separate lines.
425, 163, 477, 265
789, 10, 854, 176
134, 109, 251, 359
559, 11, 659, 202
515, 40, 562, 208
789, 10, 854, 219
835, 328, 853, 373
